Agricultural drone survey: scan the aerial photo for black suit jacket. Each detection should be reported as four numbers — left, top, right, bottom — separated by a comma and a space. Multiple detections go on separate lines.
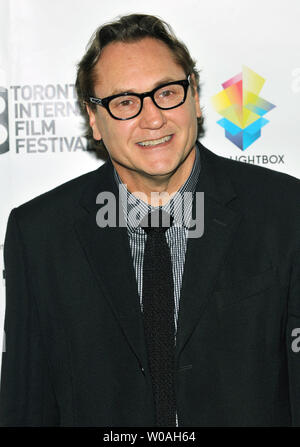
0, 142, 299, 426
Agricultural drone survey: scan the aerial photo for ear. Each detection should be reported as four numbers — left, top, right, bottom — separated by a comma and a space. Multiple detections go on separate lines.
190, 73, 202, 119
86, 104, 102, 140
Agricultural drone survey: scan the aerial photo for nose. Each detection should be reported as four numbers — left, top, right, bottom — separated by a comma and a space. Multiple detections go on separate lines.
139, 96, 166, 129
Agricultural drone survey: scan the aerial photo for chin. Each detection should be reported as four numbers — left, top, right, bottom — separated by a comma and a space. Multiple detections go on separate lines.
143, 164, 178, 178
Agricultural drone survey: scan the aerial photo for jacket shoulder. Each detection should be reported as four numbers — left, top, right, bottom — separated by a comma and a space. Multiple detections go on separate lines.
10, 162, 108, 225
201, 144, 300, 199
199, 144, 300, 243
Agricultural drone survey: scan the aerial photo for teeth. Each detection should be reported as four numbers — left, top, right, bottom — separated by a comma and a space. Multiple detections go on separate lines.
138, 135, 172, 147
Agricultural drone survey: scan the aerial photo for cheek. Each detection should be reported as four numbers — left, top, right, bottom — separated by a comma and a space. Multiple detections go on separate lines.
174, 104, 197, 130
99, 118, 136, 147
187, 97, 199, 119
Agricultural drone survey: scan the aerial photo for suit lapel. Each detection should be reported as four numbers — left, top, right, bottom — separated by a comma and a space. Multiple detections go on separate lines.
73, 160, 149, 370
175, 145, 242, 359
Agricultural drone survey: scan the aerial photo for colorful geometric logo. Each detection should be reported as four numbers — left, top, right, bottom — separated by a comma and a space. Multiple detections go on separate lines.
212, 66, 276, 150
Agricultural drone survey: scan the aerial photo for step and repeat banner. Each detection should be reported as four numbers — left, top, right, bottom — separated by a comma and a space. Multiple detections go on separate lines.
0, 0, 300, 373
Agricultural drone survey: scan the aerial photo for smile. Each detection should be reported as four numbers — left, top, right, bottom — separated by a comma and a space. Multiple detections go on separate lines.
137, 135, 172, 147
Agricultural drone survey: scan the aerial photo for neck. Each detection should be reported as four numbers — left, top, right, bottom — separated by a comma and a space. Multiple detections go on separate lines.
112, 146, 196, 207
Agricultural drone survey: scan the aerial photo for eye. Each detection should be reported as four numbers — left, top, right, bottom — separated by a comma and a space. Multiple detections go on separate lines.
113, 96, 139, 108
160, 89, 174, 98
118, 99, 133, 107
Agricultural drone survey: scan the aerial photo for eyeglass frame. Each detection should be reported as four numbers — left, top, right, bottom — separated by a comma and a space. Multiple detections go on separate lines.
88, 75, 191, 121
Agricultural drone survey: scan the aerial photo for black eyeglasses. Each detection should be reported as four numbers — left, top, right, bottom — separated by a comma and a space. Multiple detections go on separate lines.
89, 75, 190, 120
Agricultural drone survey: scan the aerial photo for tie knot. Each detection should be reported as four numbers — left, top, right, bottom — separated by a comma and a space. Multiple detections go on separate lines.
140, 209, 173, 234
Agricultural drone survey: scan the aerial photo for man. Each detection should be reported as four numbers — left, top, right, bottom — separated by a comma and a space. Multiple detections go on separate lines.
0, 14, 299, 427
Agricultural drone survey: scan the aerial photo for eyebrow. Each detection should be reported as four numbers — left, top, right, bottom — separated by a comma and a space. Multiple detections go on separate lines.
109, 77, 180, 96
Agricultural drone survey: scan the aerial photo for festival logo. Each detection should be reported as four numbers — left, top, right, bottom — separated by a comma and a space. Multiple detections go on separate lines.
212, 66, 275, 150
0, 87, 9, 154
0, 83, 89, 155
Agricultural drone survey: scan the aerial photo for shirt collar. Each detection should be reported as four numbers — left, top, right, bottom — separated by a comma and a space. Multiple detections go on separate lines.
113, 143, 201, 233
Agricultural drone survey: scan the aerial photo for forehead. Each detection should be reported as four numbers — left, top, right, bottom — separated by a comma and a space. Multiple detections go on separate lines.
93, 37, 185, 95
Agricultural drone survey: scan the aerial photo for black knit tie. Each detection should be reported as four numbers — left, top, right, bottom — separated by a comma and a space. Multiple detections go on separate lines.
140, 208, 176, 427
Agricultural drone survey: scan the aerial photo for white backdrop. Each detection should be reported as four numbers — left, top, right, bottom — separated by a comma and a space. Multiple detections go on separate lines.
0, 0, 300, 376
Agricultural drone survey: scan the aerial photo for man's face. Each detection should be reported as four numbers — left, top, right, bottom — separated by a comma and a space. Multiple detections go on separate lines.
87, 37, 201, 181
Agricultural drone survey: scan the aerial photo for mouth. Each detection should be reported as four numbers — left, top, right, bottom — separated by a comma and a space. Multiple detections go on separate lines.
136, 134, 173, 147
